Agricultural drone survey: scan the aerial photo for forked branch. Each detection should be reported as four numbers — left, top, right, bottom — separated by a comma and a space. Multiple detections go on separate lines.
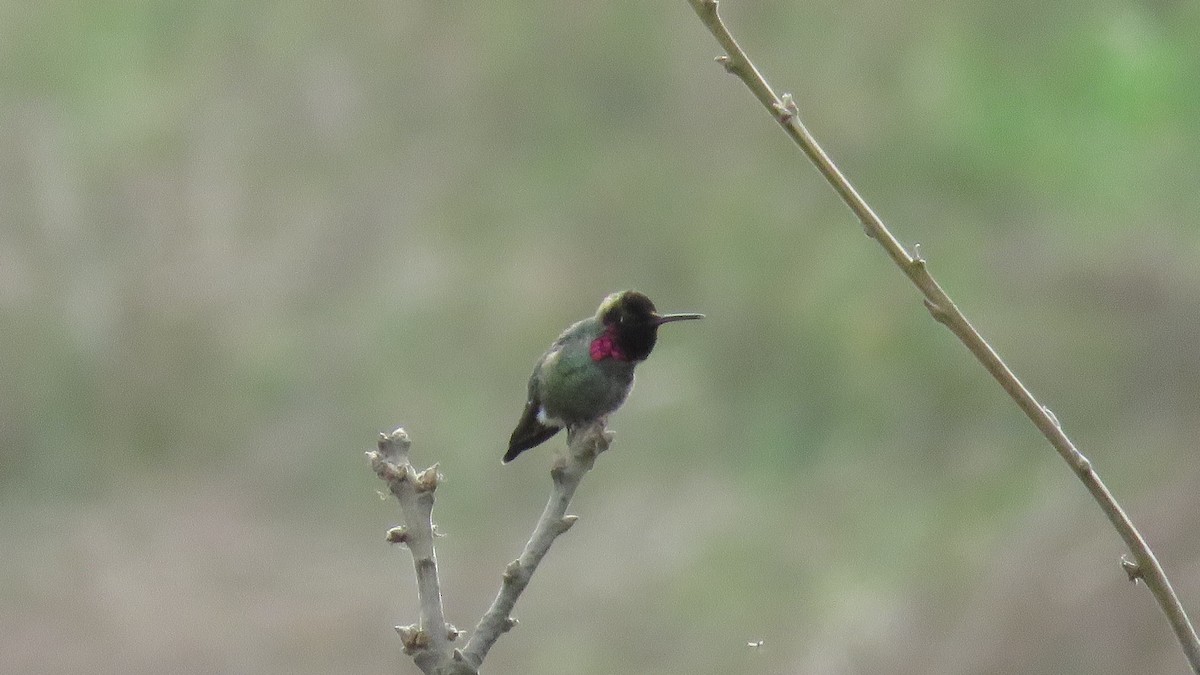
370, 429, 467, 674
369, 425, 610, 674
685, 1, 1200, 671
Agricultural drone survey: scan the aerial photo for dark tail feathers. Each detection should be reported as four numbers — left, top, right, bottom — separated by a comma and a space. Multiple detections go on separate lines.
504, 418, 561, 463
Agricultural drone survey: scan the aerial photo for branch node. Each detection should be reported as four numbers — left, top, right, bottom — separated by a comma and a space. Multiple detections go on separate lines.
446, 623, 461, 641
396, 624, 431, 654
502, 560, 522, 582
415, 464, 441, 492
550, 461, 567, 485
386, 526, 410, 544
715, 54, 735, 73
1073, 452, 1092, 476
368, 448, 410, 484
558, 515, 579, 534
1122, 555, 1144, 583
922, 297, 951, 325
1042, 405, 1061, 429
772, 93, 799, 124
378, 427, 412, 457
504, 617, 519, 632
911, 242, 925, 264
597, 428, 615, 451
379, 461, 409, 484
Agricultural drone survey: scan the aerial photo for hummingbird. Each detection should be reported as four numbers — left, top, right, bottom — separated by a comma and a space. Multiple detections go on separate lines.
504, 290, 703, 463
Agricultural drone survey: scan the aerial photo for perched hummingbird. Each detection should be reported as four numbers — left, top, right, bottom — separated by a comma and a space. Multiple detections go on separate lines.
504, 290, 703, 463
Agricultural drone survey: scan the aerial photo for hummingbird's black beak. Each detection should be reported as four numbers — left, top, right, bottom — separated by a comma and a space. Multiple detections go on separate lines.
653, 312, 704, 325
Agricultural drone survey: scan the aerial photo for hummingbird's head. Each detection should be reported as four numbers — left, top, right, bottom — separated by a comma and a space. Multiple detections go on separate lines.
594, 291, 703, 362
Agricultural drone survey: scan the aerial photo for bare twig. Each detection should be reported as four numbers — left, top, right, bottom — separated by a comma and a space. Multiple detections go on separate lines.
685, 1, 1200, 671
369, 428, 470, 675
369, 425, 611, 673
462, 424, 612, 666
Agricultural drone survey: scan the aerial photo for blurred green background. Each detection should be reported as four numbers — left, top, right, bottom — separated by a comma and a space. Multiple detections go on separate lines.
3, 1, 1200, 673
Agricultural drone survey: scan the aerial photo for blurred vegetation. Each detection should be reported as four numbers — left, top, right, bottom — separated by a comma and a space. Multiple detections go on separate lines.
2, 1, 1199, 673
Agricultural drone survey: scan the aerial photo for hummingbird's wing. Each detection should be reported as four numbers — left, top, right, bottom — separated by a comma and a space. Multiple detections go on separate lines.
504, 395, 560, 462
503, 343, 568, 463
504, 320, 590, 463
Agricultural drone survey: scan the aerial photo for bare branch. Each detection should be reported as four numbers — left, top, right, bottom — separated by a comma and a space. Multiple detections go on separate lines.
369, 428, 465, 675
685, 1, 1200, 671
462, 424, 612, 666
370, 425, 611, 673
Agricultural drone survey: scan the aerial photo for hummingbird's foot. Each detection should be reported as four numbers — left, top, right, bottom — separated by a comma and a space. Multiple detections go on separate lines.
570, 422, 612, 460
552, 421, 612, 480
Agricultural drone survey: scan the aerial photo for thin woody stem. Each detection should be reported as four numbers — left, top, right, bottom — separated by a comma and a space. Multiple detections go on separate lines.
685, 1, 1200, 671
369, 429, 466, 674
462, 425, 611, 667
371, 426, 610, 675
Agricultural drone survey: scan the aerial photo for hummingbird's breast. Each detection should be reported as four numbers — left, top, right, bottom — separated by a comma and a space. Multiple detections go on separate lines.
537, 341, 635, 426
